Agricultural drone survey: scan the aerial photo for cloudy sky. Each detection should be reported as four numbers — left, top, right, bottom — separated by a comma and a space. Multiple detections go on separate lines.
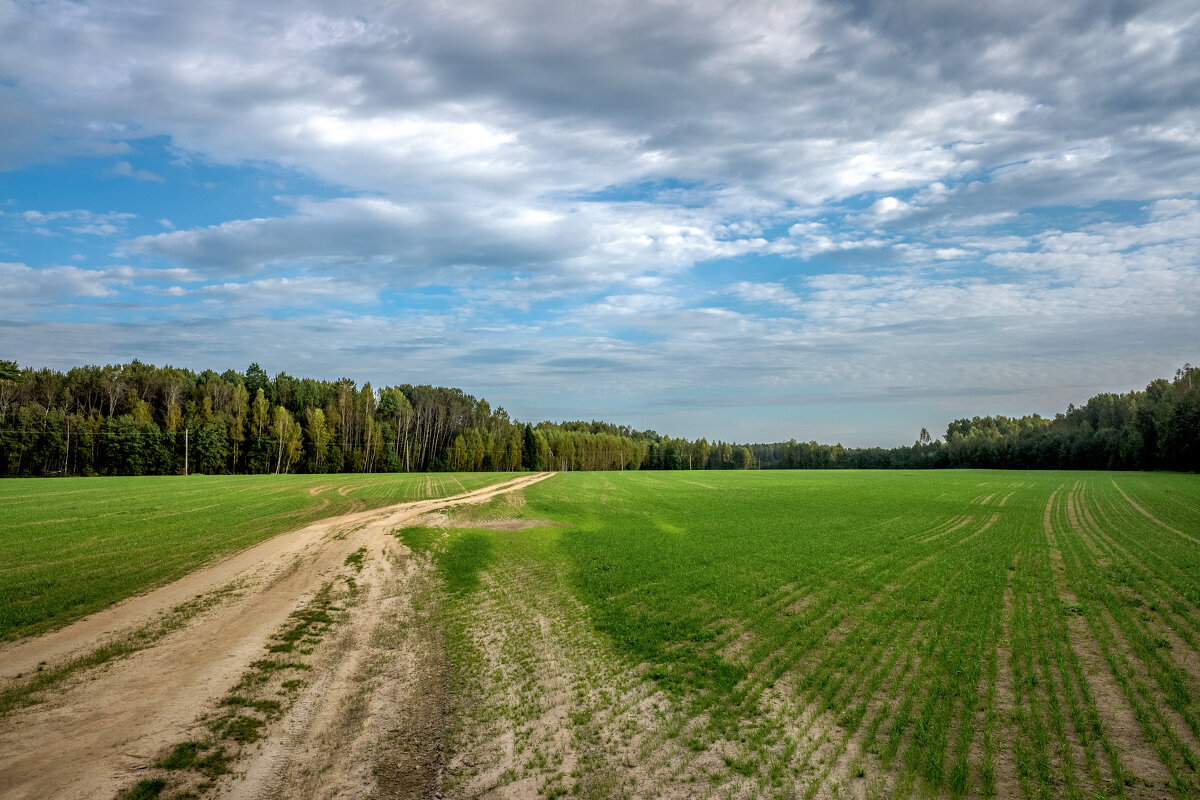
2, 0, 1198, 445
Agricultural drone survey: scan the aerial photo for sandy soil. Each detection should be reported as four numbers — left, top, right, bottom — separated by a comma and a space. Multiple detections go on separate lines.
0, 473, 551, 800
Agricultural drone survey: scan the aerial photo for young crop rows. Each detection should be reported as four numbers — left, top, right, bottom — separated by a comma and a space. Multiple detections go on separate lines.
424, 471, 1200, 799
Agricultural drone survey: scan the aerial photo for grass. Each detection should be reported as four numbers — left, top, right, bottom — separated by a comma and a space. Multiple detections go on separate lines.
0, 471, 507, 640
400, 527, 496, 593
411, 469, 1200, 799
118, 778, 166, 800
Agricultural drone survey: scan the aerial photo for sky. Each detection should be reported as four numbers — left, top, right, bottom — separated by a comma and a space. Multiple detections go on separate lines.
1, 0, 1198, 446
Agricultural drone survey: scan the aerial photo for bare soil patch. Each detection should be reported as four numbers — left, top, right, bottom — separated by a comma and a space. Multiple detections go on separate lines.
420, 511, 568, 531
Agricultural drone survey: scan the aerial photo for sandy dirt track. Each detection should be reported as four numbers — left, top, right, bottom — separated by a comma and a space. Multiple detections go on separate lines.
0, 473, 551, 800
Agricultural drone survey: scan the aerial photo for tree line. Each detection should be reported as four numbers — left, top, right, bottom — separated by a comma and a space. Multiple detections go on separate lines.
0, 359, 1195, 476
748, 365, 1199, 472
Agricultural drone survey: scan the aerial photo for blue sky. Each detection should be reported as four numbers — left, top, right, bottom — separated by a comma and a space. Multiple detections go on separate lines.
2, 0, 1198, 446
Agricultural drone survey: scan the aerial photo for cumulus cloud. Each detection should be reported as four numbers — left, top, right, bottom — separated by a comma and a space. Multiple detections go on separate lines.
0, 261, 131, 308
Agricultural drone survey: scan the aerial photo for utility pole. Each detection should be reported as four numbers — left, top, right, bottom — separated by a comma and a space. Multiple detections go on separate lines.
184, 427, 189, 476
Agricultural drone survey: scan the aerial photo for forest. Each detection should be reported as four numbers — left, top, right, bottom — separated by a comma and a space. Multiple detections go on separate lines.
0, 359, 1196, 476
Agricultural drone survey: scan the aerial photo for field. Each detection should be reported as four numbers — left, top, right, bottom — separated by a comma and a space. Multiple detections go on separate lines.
0, 472, 507, 640
417, 470, 1200, 800
1, 469, 1198, 800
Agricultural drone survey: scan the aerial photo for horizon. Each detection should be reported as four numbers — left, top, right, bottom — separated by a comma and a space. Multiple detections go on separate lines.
2, 1, 1197, 448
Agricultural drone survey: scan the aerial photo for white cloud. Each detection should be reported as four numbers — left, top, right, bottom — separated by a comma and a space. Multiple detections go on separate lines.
16, 209, 136, 237
0, 262, 131, 308
866, 196, 912, 220
580, 293, 682, 317
197, 276, 378, 307
111, 161, 165, 182
724, 281, 803, 311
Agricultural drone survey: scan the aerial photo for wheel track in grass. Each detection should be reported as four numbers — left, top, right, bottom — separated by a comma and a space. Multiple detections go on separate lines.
1088, 602, 1199, 795
1111, 482, 1198, 544
1077, 530, 1200, 710
1070, 485, 1200, 749
1051, 481, 1200, 798
1059, 482, 1182, 798
90, 472, 1175, 800
1088, 489, 1200, 636
1087, 483, 1200, 610
799, 612, 926, 798
1046, 488, 1127, 796
1030, 495, 1087, 799
989, 558, 1021, 800
754, 508, 1008, 797
1070, 486, 1200, 708
0, 473, 552, 800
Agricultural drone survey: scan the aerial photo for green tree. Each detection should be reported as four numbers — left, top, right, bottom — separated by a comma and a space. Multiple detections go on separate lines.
378, 388, 414, 471
245, 362, 269, 397
251, 388, 269, 439
523, 424, 542, 471
449, 434, 469, 471
271, 405, 303, 474
304, 407, 331, 473
194, 420, 231, 474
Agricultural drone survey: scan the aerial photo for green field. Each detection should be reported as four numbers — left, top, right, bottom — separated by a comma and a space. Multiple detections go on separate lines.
411, 470, 1200, 799
5, 469, 1200, 798
0, 472, 507, 640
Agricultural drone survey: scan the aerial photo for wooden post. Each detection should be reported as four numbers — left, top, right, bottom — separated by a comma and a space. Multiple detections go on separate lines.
184, 427, 189, 476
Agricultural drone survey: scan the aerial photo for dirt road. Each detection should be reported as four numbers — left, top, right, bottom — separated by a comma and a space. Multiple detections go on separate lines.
0, 473, 552, 800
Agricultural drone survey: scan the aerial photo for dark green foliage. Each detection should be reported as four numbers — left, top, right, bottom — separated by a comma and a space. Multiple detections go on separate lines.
0, 360, 653, 475
751, 364, 1200, 472
193, 421, 230, 474
343, 547, 367, 573
119, 778, 166, 800
396, 526, 438, 553
221, 696, 281, 715
156, 741, 202, 770
523, 423, 541, 471
439, 532, 494, 593
215, 714, 265, 743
